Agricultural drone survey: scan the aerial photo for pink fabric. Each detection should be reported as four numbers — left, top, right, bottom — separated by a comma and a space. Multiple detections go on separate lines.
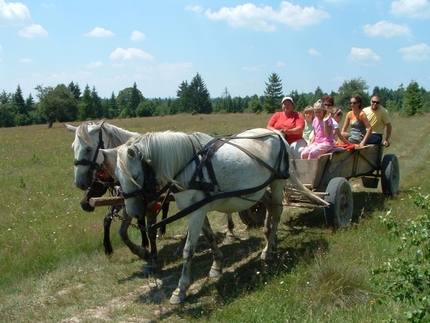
301, 142, 332, 159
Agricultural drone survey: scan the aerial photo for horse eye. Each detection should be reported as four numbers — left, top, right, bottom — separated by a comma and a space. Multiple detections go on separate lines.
132, 175, 138, 180
86, 147, 92, 153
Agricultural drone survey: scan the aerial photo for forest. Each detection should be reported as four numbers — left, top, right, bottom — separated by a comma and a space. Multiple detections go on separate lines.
1, 72, 429, 128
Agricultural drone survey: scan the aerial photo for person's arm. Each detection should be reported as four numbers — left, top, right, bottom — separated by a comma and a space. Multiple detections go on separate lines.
323, 114, 333, 137
335, 128, 350, 144
341, 114, 350, 138
360, 114, 372, 146
384, 123, 392, 147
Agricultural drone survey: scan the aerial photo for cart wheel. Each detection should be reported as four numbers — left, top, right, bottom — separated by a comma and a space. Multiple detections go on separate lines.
238, 202, 266, 228
381, 154, 400, 196
324, 177, 353, 228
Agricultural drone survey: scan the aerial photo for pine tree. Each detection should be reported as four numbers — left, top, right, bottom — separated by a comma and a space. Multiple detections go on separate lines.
263, 72, 283, 113
402, 81, 422, 116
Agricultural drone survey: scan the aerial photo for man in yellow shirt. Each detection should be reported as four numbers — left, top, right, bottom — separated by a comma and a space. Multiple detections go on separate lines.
363, 95, 392, 147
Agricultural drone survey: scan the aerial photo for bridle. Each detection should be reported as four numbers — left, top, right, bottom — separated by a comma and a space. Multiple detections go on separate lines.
74, 128, 105, 185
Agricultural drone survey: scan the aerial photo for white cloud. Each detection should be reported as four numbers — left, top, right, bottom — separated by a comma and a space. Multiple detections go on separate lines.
362, 20, 412, 37
308, 48, 321, 56
348, 47, 381, 66
18, 24, 48, 38
86, 61, 103, 69
109, 47, 154, 61
0, 0, 31, 25
391, 0, 430, 19
84, 27, 114, 37
185, 5, 203, 14
19, 58, 32, 63
204, 1, 330, 32
399, 43, 430, 61
130, 30, 146, 42
277, 61, 286, 66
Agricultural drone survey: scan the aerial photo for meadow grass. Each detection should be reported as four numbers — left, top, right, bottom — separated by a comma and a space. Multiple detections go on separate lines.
0, 112, 428, 322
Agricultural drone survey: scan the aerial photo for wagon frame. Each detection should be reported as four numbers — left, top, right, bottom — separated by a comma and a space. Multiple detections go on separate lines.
239, 144, 400, 228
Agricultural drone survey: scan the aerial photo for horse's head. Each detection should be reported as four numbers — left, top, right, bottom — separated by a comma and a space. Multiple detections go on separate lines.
65, 120, 107, 190
104, 143, 147, 219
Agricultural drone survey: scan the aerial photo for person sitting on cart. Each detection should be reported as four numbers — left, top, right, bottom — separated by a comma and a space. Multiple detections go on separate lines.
363, 95, 392, 147
301, 99, 334, 159
322, 95, 349, 145
341, 94, 372, 147
302, 105, 314, 145
267, 96, 306, 158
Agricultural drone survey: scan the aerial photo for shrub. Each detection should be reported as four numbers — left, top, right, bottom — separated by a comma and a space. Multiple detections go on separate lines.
373, 190, 430, 322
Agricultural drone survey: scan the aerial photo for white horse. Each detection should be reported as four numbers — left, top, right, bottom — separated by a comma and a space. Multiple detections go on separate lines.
64, 120, 159, 259
65, 120, 237, 274
102, 128, 290, 304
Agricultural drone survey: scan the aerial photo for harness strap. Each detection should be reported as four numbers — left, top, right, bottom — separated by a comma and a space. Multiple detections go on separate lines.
145, 173, 278, 233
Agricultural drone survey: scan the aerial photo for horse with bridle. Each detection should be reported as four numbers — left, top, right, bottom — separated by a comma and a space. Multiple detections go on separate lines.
65, 120, 237, 274
101, 128, 291, 304
65, 120, 171, 260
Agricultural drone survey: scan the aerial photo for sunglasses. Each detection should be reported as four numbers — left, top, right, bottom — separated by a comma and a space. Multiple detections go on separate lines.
371, 100, 380, 104
349, 101, 358, 104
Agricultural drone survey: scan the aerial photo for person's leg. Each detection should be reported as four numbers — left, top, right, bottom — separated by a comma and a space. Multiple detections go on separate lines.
367, 134, 382, 144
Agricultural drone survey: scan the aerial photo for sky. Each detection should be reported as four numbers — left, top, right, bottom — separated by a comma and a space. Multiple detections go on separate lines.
1, 0, 430, 101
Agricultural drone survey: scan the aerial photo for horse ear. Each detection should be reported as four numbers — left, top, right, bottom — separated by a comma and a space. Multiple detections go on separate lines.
127, 147, 137, 159
99, 119, 106, 126
64, 123, 77, 133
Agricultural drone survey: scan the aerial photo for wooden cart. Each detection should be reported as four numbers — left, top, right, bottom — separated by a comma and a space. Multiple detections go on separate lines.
238, 145, 400, 228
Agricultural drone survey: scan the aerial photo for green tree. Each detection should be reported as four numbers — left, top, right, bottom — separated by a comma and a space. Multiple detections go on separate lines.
313, 86, 324, 103
0, 91, 15, 127
176, 73, 211, 114
68, 81, 81, 101
263, 72, 283, 113
189, 73, 212, 114
336, 77, 369, 108
117, 83, 144, 118
13, 85, 30, 126
401, 81, 422, 116
36, 84, 77, 128
78, 85, 94, 120
91, 86, 103, 119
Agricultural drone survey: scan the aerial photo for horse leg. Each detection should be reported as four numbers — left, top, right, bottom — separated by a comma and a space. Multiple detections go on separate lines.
118, 208, 149, 261
224, 212, 236, 243
157, 202, 169, 238
170, 209, 206, 305
201, 216, 223, 277
137, 217, 149, 248
142, 209, 158, 276
103, 209, 114, 256
261, 181, 284, 260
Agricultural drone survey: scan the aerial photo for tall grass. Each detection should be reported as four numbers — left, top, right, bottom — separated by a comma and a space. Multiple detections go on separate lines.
0, 112, 429, 322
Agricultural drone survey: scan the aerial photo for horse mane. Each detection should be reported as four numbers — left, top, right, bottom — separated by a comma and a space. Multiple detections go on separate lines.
117, 131, 213, 189
75, 120, 139, 147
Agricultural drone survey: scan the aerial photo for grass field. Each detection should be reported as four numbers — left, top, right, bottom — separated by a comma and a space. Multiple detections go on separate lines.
1, 112, 429, 322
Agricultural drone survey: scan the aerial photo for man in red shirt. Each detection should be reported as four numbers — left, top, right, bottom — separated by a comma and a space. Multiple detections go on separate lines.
267, 96, 306, 158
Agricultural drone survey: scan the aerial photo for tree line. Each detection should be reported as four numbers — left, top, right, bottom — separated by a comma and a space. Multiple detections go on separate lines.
1, 72, 429, 128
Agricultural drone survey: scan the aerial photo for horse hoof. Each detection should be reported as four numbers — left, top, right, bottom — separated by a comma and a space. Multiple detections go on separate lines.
224, 234, 236, 244
169, 289, 185, 305
261, 251, 272, 260
209, 268, 222, 278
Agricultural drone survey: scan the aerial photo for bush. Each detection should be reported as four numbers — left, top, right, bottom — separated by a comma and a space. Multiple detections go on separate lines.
373, 190, 430, 322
